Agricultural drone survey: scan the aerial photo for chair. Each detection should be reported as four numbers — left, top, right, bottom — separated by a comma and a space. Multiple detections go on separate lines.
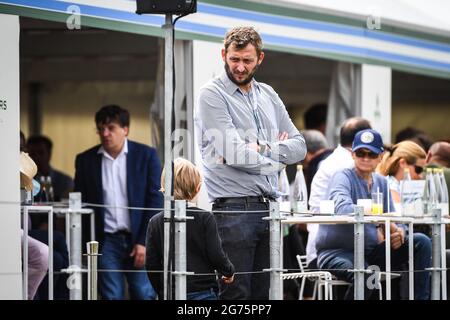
376, 271, 402, 300
282, 255, 400, 300
280, 255, 339, 300
297, 255, 350, 300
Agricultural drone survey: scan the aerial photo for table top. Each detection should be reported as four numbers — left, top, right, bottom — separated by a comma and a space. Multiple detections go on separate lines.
280, 213, 447, 225
21, 205, 94, 214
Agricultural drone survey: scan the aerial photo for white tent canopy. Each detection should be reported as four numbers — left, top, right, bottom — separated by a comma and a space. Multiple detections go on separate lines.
277, 0, 450, 36
0, 0, 449, 78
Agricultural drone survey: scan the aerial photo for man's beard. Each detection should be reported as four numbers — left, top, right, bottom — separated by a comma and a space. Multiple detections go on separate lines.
225, 62, 259, 87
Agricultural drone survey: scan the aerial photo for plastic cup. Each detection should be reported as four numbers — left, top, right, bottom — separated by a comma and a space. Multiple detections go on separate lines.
371, 192, 383, 215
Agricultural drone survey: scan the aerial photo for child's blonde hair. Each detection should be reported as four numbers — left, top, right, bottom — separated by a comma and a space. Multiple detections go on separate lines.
160, 157, 202, 201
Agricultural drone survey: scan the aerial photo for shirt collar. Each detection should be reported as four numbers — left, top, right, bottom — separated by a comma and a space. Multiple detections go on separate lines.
337, 144, 352, 154
97, 138, 128, 159
219, 72, 259, 96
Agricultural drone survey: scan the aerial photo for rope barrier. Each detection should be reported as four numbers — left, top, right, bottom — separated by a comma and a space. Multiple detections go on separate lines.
0, 266, 444, 277
9, 200, 271, 214
5, 200, 449, 217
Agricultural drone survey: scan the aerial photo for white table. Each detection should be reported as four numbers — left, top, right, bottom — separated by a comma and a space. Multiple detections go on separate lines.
282, 213, 415, 300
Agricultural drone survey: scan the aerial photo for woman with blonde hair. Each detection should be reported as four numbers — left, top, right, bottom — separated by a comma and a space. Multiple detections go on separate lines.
377, 140, 427, 205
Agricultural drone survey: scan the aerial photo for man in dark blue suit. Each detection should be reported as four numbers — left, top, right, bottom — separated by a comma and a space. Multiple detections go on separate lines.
74, 105, 163, 300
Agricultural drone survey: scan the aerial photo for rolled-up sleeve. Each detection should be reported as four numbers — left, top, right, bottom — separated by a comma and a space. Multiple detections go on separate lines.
266, 95, 306, 164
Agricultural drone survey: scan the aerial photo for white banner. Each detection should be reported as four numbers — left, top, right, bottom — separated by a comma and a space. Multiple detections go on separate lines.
361, 64, 392, 144
0, 13, 22, 299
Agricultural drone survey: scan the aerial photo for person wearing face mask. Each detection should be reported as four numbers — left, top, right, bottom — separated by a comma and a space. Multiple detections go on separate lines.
195, 26, 306, 300
315, 129, 431, 300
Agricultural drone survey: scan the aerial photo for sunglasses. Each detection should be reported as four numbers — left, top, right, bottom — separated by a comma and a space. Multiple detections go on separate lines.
355, 149, 379, 159
412, 165, 424, 175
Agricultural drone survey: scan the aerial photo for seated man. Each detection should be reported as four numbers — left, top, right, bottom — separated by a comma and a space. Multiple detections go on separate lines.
27, 135, 74, 202
315, 129, 431, 300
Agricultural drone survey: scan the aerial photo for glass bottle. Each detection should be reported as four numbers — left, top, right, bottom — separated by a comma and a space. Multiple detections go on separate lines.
292, 164, 308, 214
438, 168, 449, 215
278, 168, 291, 215
400, 168, 412, 216
46, 176, 54, 202
39, 175, 48, 203
423, 168, 437, 215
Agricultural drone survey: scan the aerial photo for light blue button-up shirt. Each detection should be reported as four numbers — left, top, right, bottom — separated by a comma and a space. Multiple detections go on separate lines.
195, 72, 306, 202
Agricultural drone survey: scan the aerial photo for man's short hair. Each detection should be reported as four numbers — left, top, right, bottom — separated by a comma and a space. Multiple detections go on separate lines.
27, 135, 53, 154
304, 104, 327, 130
395, 127, 433, 152
95, 105, 130, 128
161, 158, 202, 201
395, 127, 424, 144
224, 26, 263, 56
340, 117, 372, 147
428, 141, 450, 167
301, 130, 328, 153
410, 133, 434, 153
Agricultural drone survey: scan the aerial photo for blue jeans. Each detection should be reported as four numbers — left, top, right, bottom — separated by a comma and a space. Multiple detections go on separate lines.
318, 233, 431, 300
187, 288, 218, 300
99, 233, 157, 300
212, 202, 270, 300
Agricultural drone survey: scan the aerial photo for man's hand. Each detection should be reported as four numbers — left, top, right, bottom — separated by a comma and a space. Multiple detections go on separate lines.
278, 132, 288, 141
247, 142, 259, 152
376, 227, 385, 244
247, 132, 287, 153
391, 226, 405, 250
222, 274, 235, 284
130, 244, 146, 268
378, 223, 405, 250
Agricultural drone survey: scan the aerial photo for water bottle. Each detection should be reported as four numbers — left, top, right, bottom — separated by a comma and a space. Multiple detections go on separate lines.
292, 164, 308, 214
278, 168, 291, 215
437, 168, 449, 215
423, 168, 437, 215
39, 176, 48, 203
46, 176, 54, 202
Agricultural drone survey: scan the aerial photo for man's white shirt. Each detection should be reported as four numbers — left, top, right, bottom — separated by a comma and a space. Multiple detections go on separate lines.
98, 139, 130, 233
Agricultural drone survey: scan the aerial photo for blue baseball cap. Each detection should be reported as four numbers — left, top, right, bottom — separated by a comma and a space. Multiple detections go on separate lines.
352, 129, 384, 154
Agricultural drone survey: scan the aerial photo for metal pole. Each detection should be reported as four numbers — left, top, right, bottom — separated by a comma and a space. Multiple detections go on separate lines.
65, 212, 71, 257
86, 241, 99, 300
69, 192, 82, 300
163, 13, 174, 301
431, 208, 442, 300
441, 220, 447, 299
268, 201, 283, 300
354, 205, 365, 300
22, 207, 29, 300
90, 212, 96, 241
384, 219, 391, 300
174, 200, 187, 300
48, 207, 54, 300
408, 222, 414, 300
